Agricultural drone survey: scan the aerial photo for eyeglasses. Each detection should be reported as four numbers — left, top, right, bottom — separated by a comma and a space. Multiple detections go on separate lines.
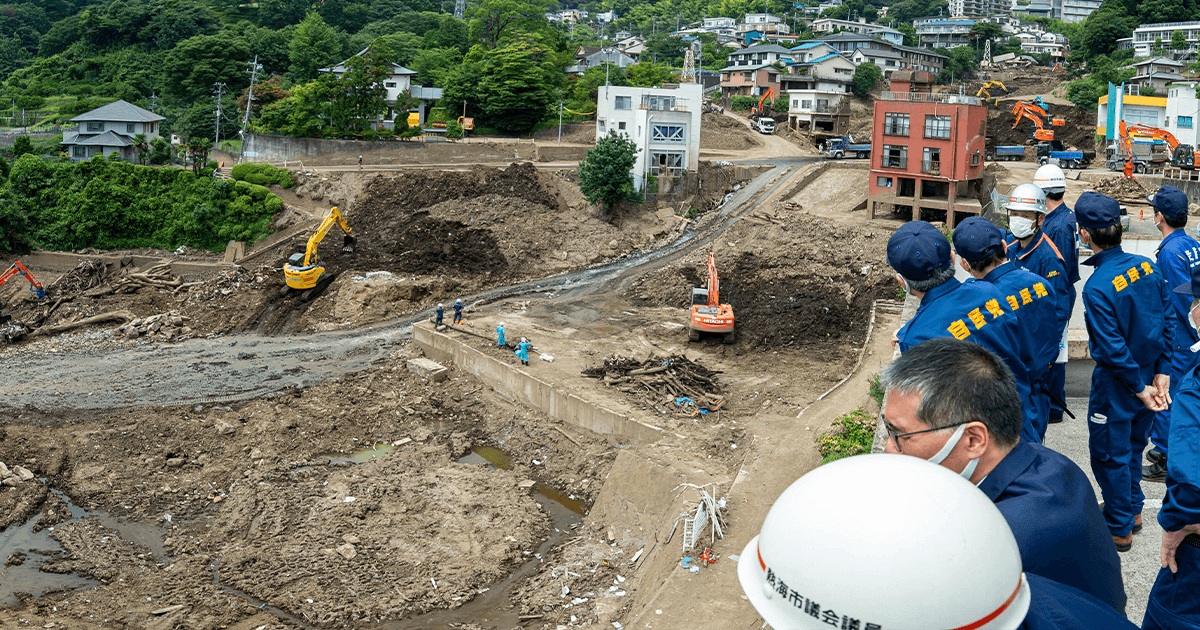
884, 419, 971, 453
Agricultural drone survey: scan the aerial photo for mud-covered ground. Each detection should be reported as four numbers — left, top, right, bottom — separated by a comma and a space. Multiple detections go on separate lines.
0, 342, 620, 629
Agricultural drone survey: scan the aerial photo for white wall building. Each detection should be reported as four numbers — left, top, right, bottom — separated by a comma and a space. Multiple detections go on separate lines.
704, 17, 736, 29
738, 13, 791, 35
595, 82, 703, 191
1165, 82, 1200, 148
1131, 21, 1200, 57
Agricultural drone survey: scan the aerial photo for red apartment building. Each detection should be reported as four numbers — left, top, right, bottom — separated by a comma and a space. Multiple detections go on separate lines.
866, 71, 988, 227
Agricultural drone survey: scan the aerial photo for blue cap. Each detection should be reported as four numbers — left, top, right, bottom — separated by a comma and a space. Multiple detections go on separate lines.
1148, 185, 1189, 219
952, 217, 1005, 262
1175, 261, 1200, 296
887, 221, 951, 281
1075, 191, 1121, 229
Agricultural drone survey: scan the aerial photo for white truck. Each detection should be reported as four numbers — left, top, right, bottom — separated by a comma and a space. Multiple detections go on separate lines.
753, 117, 776, 134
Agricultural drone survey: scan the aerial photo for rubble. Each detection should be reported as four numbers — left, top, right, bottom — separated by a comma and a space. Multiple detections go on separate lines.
582, 355, 724, 413
116, 310, 194, 341
1091, 176, 1150, 201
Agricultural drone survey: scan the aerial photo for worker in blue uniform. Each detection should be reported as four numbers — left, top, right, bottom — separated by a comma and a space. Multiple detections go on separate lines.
955, 217, 1060, 443
496, 321, 506, 348
881, 337, 1126, 611
1077, 191, 1174, 552
453, 298, 464, 325
1142, 264, 1200, 630
1034, 164, 1079, 425
888, 221, 1032, 425
1146, 185, 1200, 482
515, 337, 532, 366
435, 303, 444, 327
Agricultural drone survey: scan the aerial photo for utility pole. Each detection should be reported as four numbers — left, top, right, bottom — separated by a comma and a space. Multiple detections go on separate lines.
213, 82, 227, 146
454, 0, 465, 19
149, 92, 158, 114
558, 103, 563, 144
241, 56, 262, 137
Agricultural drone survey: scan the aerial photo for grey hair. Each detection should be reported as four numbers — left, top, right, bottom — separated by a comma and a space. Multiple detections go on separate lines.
879, 337, 1021, 447
904, 265, 955, 294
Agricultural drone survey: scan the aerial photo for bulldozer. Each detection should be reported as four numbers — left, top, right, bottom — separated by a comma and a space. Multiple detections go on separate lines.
688, 252, 735, 343
282, 206, 356, 298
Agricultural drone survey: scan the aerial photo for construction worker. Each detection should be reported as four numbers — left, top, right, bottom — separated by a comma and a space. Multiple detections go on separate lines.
1033, 164, 1079, 426
887, 221, 1032, 430
496, 322, 506, 348
515, 337, 532, 366
435, 303, 444, 327
1004, 184, 1072, 430
954, 217, 1061, 443
1142, 263, 1200, 630
880, 337, 1125, 611
453, 299, 464, 325
1146, 185, 1200, 482
737, 455, 1138, 630
1077, 191, 1173, 552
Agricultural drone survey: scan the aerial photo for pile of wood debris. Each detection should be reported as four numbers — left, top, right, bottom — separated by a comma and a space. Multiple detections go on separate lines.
1091, 176, 1150, 202
581, 354, 725, 415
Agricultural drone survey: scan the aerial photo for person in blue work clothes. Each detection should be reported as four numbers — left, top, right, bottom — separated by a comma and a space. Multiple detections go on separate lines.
515, 337, 532, 366
1005, 184, 1073, 426
453, 298, 464, 325
881, 337, 1126, 612
1033, 164, 1079, 426
888, 221, 1032, 427
1077, 191, 1173, 552
737, 453, 1137, 630
1145, 185, 1200, 482
1143, 264, 1200, 630
435, 303, 444, 327
496, 321, 506, 348
955, 217, 1062, 443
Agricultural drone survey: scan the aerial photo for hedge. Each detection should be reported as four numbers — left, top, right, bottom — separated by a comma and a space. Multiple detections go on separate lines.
230, 162, 294, 188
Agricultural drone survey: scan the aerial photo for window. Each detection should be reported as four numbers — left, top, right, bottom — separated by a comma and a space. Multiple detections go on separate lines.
127, 123, 135, 134
618, 121, 626, 130
971, 151, 981, 166
643, 95, 676, 111
649, 150, 686, 174
615, 96, 631, 110
652, 124, 686, 143
1181, 116, 1194, 129
87, 122, 105, 132
882, 144, 907, 169
922, 147, 942, 173
802, 99, 813, 109
385, 82, 397, 88
598, 120, 606, 133
877, 176, 894, 187
72, 146, 87, 158
884, 112, 909, 136
925, 115, 952, 139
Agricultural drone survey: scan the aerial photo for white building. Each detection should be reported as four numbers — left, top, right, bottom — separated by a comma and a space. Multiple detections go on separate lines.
738, 13, 791, 35
914, 17, 976, 49
1125, 56, 1187, 94
1165, 82, 1200, 148
1010, 0, 1099, 22
318, 48, 442, 127
1060, 0, 1102, 22
704, 17, 736, 29
1131, 21, 1200, 57
948, 0, 1009, 16
850, 47, 906, 74
595, 82, 703, 191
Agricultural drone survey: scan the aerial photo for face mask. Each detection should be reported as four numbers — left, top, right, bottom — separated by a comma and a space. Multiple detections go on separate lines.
1009, 216, 1036, 239
899, 276, 909, 294
927, 423, 980, 481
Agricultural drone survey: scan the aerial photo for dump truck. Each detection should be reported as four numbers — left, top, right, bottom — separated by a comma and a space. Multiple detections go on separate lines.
824, 135, 871, 159
753, 117, 776, 134
992, 146, 1026, 161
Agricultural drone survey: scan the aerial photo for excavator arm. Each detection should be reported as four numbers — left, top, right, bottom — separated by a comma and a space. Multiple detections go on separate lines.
707, 252, 719, 307
0, 261, 46, 301
751, 88, 774, 117
301, 207, 355, 267
1012, 101, 1057, 141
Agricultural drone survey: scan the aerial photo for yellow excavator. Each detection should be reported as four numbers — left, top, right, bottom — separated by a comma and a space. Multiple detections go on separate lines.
976, 80, 1008, 106
283, 206, 355, 294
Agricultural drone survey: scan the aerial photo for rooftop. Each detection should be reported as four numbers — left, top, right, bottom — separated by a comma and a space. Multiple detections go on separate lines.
70, 99, 165, 124
320, 48, 417, 76
880, 91, 982, 105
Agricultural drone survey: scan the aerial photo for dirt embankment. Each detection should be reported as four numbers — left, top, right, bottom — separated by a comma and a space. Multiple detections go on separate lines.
988, 101, 1095, 151
530, 121, 597, 144
700, 112, 762, 151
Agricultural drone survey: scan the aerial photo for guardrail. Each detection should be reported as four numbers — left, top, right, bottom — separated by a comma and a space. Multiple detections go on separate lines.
880, 91, 982, 105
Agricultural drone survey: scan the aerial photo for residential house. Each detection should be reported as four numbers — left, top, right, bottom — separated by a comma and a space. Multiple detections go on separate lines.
318, 49, 443, 127
597, 10, 617, 23
719, 63, 782, 97
1011, 0, 1054, 19
914, 17, 976, 49
725, 44, 795, 67
1020, 33, 1069, 59
595, 82, 703, 191
704, 17, 736, 29
809, 33, 949, 73
738, 14, 791, 36
1011, 0, 1099, 21
1165, 82, 1200, 148
850, 47, 905, 75
787, 91, 851, 135
779, 51, 857, 95
566, 48, 638, 75
948, 0, 1009, 16
1131, 22, 1200, 58
617, 35, 647, 59
812, 18, 878, 35
1124, 57, 1187, 94
867, 71, 988, 226
62, 99, 164, 163
782, 50, 856, 133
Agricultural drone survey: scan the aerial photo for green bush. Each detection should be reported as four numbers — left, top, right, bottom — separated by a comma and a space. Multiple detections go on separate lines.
815, 408, 878, 464
265, 196, 283, 213
0, 155, 280, 253
247, 183, 270, 200
730, 95, 757, 111
230, 162, 293, 188
233, 180, 252, 195
868, 374, 885, 408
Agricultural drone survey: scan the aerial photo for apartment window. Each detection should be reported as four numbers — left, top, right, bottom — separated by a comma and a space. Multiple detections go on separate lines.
1181, 116, 1194, 129
86, 122, 104, 132
877, 176, 894, 187
971, 151, 981, 166
649, 150, 686, 174
652, 124, 686, 143
127, 123, 135, 133
802, 99, 813, 109
925, 115, 952, 139
881, 144, 907, 169
615, 96, 631, 110
618, 121, 626, 130
884, 112, 910, 136
922, 147, 942, 173
743, 72, 752, 80
598, 120, 606, 133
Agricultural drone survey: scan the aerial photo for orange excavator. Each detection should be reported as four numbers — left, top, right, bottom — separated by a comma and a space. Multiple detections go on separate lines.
1012, 99, 1065, 142
750, 87, 774, 118
1123, 122, 1200, 170
0, 261, 45, 324
689, 253, 735, 343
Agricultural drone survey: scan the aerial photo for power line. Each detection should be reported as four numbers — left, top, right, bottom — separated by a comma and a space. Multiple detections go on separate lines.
213, 82, 227, 146
241, 56, 263, 137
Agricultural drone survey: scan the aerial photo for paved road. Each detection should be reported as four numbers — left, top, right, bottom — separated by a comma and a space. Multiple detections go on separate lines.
1055, 359, 1165, 626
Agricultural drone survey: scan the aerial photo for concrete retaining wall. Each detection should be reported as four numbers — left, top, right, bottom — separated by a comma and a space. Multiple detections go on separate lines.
412, 323, 663, 442
243, 133, 537, 166
8, 251, 236, 276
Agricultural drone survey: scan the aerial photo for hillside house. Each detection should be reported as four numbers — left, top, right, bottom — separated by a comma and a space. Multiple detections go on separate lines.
811, 33, 948, 73
1124, 57, 1187, 94
566, 48, 638, 75
318, 49, 443, 127
61, 99, 164, 163
595, 82, 703, 191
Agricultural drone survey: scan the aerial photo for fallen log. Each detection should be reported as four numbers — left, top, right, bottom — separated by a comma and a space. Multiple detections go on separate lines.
32, 310, 135, 337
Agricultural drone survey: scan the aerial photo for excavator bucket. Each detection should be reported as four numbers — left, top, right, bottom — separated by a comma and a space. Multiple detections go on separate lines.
342, 235, 356, 253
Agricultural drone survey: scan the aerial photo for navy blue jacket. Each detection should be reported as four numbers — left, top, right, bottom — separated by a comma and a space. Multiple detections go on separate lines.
1160, 364, 1200, 533
1022, 574, 1138, 630
1156, 229, 1200, 347
978, 440, 1126, 612
982, 263, 1061, 376
897, 277, 1031, 410
1007, 232, 1072, 334
1042, 203, 1080, 286
1082, 246, 1174, 393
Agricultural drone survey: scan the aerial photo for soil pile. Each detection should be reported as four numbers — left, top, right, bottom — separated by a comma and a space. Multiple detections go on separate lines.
530, 121, 596, 144
1092, 175, 1150, 200
700, 112, 761, 151
989, 103, 1095, 150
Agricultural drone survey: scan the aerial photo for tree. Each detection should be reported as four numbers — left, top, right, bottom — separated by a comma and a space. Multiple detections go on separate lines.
474, 34, 562, 133
1140, 85, 1158, 96
186, 137, 213, 175
149, 136, 173, 165
578, 131, 638, 212
853, 62, 883, 96
969, 22, 1005, 43
1079, 8, 1134, 58
331, 42, 396, 131
163, 32, 251, 99
1172, 30, 1188, 51
940, 46, 979, 83
131, 133, 149, 165
468, 0, 552, 49
12, 136, 34, 158
289, 11, 344, 82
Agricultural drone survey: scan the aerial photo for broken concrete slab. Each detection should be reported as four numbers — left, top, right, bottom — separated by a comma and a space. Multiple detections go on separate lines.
407, 357, 449, 382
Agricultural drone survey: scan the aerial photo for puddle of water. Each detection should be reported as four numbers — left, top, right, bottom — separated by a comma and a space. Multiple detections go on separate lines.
0, 489, 166, 606
456, 446, 511, 470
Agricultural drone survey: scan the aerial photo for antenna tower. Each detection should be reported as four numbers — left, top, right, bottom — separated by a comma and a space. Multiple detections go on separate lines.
454, 0, 465, 19
682, 48, 695, 82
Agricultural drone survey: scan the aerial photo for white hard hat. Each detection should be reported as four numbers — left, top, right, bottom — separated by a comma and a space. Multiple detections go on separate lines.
1007, 182, 1048, 215
1033, 164, 1066, 194
738, 455, 1030, 630
499, 322, 505, 327
456, 298, 462, 303
438, 303, 444, 308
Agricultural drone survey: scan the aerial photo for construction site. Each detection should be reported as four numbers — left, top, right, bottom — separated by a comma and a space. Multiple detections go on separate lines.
0, 67, 1176, 629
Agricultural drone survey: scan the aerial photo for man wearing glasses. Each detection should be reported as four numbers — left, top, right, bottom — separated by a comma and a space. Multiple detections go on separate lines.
881, 337, 1126, 613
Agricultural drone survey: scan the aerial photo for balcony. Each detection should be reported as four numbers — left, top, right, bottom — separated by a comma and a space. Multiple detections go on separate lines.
640, 103, 689, 112
881, 155, 908, 169
921, 159, 943, 175
880, 91, 982, 105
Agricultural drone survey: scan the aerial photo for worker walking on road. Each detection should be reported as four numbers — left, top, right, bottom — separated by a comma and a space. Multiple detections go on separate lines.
955, 217, 1062, 443
1142, 263, 1200, 630
1146, 185, 1200, 482
1076, 191, 1173, 552
453, 299, 464, 325
1034, 165, 1079, 426
435, 303, 444, 327
515, 337, 532, 366
496, 322, 506, 348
